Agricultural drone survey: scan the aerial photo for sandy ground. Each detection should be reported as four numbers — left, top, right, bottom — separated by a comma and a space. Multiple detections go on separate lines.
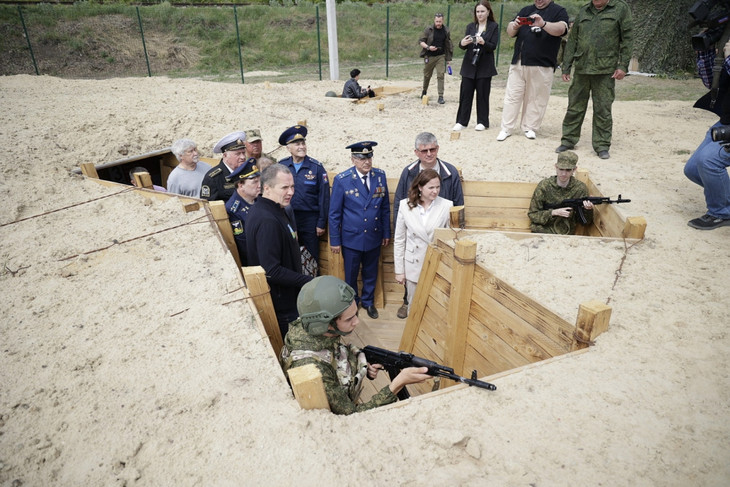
1, 73, 729, 486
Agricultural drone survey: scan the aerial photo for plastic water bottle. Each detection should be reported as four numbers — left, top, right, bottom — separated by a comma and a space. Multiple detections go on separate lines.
447, 65, 453, 75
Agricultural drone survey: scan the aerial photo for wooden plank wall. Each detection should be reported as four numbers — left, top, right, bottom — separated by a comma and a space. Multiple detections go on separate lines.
398, 238, 610, 397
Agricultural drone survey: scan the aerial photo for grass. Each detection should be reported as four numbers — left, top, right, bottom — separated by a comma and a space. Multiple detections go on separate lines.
0, 1, 704, 102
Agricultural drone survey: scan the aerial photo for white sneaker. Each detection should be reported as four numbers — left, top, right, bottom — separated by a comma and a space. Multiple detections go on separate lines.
475, 123, 486, 131
452, 123, 465, 131
524, 130, 536, 139
496, 130, 510, 141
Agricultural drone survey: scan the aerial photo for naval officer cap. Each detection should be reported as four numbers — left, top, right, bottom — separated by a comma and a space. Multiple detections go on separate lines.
213, 131, 247, 154
346, 140, 378, 158
226, 157, 261, 183
278, 125, 308, 146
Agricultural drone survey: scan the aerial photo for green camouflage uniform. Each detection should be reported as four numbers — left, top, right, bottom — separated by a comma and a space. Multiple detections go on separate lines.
528, 176, 592, 234
281, 319, 398, 415
560, 0, 633, 153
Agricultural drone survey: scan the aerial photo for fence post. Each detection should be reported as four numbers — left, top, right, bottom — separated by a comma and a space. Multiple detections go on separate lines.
316, 5, 322, 81
234, 6, 245, 84
496, 1, 504, 65
136, 6, 152, 77
386, 5, 390, 79
17, 6, 39, 75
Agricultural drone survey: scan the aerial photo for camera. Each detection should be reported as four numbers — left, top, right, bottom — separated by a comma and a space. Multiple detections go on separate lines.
515, 16, 534, 26
689, 0, 730, 50
711, 124, 730, 142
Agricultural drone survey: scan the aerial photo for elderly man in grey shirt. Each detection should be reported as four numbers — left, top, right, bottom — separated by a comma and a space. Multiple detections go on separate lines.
167, 139, 211, 198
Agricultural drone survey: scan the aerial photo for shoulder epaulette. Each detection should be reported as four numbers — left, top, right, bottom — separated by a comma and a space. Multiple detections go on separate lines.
207, 167, 222, 177
337, 168, 355, 179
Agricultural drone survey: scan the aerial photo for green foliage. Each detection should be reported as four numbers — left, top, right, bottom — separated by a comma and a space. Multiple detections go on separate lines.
0, 0, 700, 81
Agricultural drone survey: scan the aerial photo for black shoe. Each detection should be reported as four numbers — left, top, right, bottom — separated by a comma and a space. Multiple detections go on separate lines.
688, 213, 730, 230
396, 303, 408, 319
597, 150, 610, 159
421, 90, 427, 97
438, 96, 445, 104
366, 305, 379, 319
555, 144, 574, 153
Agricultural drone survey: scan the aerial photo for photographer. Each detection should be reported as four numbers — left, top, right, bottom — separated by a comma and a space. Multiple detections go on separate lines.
452, 0, 499, 132
496, 0, 569, 142
684, 39, 730, 230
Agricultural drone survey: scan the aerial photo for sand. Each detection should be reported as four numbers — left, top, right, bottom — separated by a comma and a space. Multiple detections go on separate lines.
1, 73, 729, 486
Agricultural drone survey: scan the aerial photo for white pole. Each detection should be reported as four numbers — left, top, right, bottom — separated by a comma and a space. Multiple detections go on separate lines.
325, 0, 339, 81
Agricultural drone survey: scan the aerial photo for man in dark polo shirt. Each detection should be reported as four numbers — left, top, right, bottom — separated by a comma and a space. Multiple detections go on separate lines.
496, 0, 569, 142
418, 13, 454, 105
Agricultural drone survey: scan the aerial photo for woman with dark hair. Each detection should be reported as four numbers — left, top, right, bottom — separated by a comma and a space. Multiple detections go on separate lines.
393, 169, 453, 316
453, 0, 499, 132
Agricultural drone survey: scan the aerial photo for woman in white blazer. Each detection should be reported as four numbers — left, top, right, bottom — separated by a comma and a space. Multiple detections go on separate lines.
394, 169, 453, 314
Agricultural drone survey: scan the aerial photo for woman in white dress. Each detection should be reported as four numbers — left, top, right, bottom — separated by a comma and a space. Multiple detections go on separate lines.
394, 169, 453, 314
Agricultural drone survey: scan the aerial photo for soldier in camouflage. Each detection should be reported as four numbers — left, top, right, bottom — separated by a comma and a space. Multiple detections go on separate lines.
280, 276, 429, 415
528, 151, 594, 234
556, 0, 633, 160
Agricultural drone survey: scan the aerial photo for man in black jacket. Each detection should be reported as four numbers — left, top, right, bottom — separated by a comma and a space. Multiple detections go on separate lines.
418, 13, 454, 104
246, 163, 313, 338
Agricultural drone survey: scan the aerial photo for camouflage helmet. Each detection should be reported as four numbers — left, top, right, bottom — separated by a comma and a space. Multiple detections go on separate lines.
297, 276, 356, 336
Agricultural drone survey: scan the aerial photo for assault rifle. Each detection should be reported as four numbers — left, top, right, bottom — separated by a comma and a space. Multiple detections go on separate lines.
362, 345, 496, 400
542, 195, 631, 225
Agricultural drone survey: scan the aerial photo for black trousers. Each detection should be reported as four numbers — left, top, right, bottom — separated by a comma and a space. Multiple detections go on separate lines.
455, 76, 492, 127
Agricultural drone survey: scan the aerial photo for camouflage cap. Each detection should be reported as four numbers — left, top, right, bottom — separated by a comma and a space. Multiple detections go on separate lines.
556, 150, 578, 169
245, 129, 262, 142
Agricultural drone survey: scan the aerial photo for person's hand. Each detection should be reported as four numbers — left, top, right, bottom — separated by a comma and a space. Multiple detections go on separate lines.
552, 207, 573, 218
382, 238, 390, 247
428, 45, 437, 51
475, 35, 483, 45
395, 273, 405, 285
461, 35, 473, 46
388, 366, 430, 395
562, 73, 571, 82
330, 245, 341, 254
367, 363, 382, 380
612, 69, 627, 80
316, 226, 325, 236
583, 200, 594, 210
532, 14, 544, 27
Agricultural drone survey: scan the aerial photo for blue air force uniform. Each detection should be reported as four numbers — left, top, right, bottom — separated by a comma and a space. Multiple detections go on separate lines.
328, 141, 390, 310
278, 125, 330, 265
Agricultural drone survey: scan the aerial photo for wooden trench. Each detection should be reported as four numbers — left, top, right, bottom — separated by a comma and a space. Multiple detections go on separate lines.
78, 153, 647, 411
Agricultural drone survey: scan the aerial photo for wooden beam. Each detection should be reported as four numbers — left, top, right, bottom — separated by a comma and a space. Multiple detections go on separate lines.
132, 171, 154, 190
445, 240, 477, 376
622, 216, 647, 240
242, 266, 284, 355
399, 244, 442, 353
571, 300, 612, 351
287, 364, 330, 411
208, 200, 242, 269
80, 162, 99, 179
450, 206, 465, 228
374, 251, 384, 309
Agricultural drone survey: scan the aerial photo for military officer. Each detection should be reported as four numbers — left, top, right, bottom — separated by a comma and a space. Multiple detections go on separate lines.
278, 125, 330, 266
201, 130, 248, 202
556, 0, 633, 159
244, 128, 264, 163
328, 141, 390, 319
225, 157, 260, 266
